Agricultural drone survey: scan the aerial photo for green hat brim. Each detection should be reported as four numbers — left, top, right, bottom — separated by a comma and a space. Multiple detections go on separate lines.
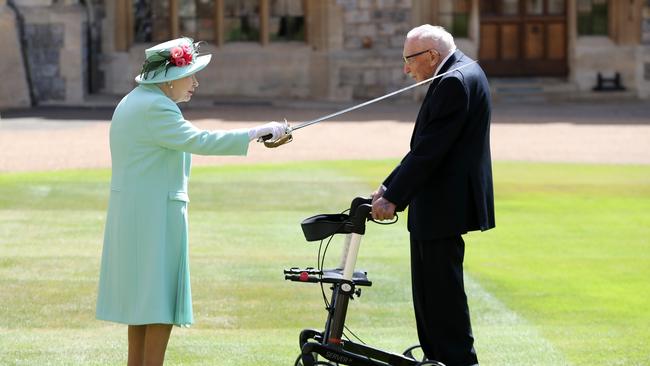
135, 54, 212, 84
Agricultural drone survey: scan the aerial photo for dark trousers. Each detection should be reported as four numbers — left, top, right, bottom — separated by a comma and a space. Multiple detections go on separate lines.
410, 235, 478, 366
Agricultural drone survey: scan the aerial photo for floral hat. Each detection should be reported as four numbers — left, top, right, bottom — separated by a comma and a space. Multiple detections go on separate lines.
135, 37, 212, 84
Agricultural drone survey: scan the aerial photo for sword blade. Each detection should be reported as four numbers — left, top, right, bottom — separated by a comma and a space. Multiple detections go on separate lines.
290, 61, 477, 131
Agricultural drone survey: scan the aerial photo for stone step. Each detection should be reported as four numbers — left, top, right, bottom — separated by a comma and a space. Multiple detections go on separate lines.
490, 77, 577, 102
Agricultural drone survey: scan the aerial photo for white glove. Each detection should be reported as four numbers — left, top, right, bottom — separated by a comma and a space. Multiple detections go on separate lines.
248, 121, 287, 141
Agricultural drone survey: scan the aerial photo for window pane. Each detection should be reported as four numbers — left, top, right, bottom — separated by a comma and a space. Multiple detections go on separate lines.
179, 1, 197, 38
196, 0, 216, 41
577, 0, 608, 36
526, 0, 543, 15
502, 0, 519, 15
224, 0, 261, 42
133, 0, 171, 42
548, 0, 566, 14
577, 13, 591, 34
452, 13, 469, 38
591, 2, 608, 35
439, 0, 469, 38
577, 0, 592, 13
178, 0, 215, 41
270, 0, 305, 42
133, 0, 153, 42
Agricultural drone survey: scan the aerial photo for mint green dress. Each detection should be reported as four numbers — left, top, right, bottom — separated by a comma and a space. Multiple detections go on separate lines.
96, 85, 249, 326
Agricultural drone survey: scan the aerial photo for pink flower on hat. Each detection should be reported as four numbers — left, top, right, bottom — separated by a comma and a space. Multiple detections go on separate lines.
182, 44, 193, 63
183, 49, 193, 63
170, 45, 193, 66
170, 46, 184, 59
174, 57, 188, 67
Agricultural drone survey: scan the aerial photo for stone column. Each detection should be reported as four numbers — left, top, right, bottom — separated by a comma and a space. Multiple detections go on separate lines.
0, 0, 32, 108
469, 0, 479, 42
308, 0, 348, 100
567, 0, 577, 83
412, 0, 434, 26
636, 2, 650, 98
260, 0, 269, 45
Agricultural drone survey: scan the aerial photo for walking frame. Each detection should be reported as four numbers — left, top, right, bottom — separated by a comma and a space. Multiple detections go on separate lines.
284, 197, 445, 366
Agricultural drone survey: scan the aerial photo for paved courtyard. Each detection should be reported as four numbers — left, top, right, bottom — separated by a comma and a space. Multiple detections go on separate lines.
0, 99, 648, 172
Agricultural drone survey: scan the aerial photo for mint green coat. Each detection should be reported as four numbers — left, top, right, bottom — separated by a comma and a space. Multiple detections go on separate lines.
96, 84, 249, 326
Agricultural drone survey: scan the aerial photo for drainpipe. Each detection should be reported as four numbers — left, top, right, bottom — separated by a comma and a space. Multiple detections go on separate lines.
7, 0, 35, 106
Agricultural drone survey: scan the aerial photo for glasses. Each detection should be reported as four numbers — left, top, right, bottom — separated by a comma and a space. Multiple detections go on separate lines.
403, 49, 438, 64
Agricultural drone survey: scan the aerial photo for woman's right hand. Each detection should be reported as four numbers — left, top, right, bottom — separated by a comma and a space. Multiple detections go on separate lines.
248, 121, 288, 141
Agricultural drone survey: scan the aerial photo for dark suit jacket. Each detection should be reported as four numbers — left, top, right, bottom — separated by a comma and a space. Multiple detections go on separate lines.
382, 50, 495, 240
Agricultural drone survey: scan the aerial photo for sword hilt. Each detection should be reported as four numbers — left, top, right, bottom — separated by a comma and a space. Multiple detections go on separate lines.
263, 133, 293, 148
259, 119, 293, 148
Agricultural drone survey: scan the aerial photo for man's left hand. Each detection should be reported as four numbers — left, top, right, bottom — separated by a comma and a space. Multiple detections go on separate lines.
372, 197, 396, 221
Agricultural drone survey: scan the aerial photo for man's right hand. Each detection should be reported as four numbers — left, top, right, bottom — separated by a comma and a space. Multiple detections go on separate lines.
371, 185, 386, 204
372, 196, 396, 221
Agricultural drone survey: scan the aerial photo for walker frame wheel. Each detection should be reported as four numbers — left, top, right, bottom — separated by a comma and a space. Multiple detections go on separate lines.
294, 354, 339, 366
402, 345, 445, 366
402, 345, 426, 361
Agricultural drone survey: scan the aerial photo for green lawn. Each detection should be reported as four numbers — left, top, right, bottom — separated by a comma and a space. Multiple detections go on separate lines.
0, 161, 648, 365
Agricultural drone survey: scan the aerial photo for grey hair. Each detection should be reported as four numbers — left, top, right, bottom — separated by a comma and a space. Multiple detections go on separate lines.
406, 25, 456, 57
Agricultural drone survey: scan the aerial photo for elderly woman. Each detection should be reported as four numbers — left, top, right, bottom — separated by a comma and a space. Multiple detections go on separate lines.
95, 38, 288, 365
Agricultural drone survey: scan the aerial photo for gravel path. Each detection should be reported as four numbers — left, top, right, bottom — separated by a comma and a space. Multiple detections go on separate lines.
1, 100, 648, 172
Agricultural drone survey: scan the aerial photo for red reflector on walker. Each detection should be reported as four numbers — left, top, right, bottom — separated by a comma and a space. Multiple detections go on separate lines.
299, 271, 309, 281
328, 338, 342, 344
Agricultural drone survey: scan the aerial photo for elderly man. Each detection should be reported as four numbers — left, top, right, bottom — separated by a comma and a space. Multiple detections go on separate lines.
371, 25, 495, 366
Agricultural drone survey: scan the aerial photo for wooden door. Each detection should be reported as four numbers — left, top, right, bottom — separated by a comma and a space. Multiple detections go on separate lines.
479, 0, 567, 77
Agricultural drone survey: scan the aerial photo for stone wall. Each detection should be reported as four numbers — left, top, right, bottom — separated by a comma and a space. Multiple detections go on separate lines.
13, 2, 86, 105
101, 41, 314, 99
572, 2, 650, 99
0, 0, 31, 108
24, 23, 66, 101
5, 0, 650, 107
573, 36, 638, 92
637, 2, 650, 98
101, 0, 414, 101
334, 0, 411, 99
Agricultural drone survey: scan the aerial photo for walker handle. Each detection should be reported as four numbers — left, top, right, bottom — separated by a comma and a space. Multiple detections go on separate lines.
349, 197, 372, 235
349, 197, 372, 216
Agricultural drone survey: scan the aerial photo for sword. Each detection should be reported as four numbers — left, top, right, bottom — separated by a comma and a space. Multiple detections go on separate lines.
262, 60, 478, 148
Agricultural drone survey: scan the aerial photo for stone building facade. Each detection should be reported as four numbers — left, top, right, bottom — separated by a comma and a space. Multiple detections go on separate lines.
1, 0, 649, 108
